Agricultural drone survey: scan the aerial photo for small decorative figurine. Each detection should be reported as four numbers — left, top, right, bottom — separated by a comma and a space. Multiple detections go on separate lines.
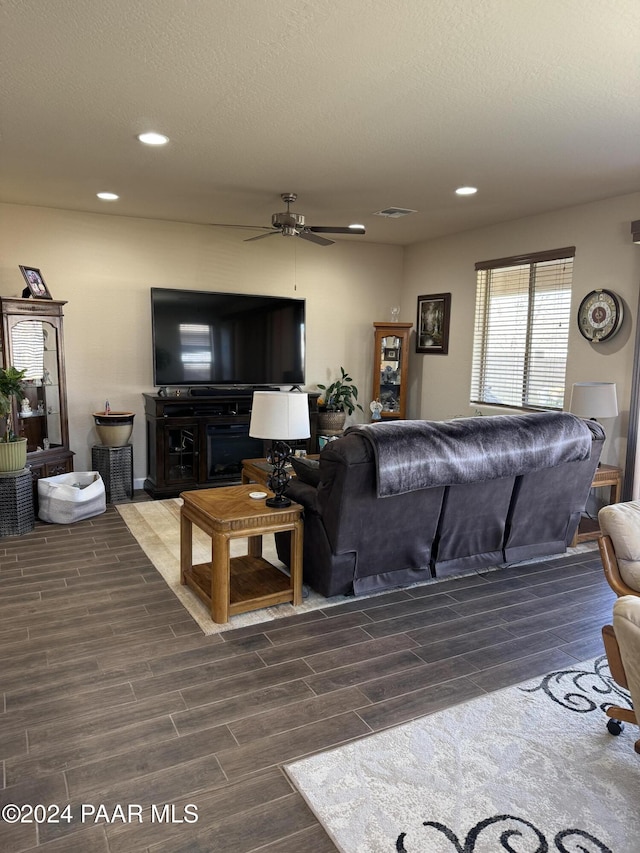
369, 399, 384, 421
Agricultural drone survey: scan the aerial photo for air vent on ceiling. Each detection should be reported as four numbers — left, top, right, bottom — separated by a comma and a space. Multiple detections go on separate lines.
373, 207, 418, 218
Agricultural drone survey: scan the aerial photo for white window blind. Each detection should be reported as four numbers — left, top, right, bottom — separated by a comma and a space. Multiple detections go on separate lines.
471, 247, 575, 411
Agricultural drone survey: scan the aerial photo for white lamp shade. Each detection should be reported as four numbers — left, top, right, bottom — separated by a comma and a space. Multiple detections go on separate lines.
249, 391, 310, 440
569, 382, 618, 419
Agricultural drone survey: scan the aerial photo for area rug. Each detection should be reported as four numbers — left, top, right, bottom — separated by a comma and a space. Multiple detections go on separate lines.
117, 499, 597, 637
286, 656, 639, 853
117, 498, 363, 635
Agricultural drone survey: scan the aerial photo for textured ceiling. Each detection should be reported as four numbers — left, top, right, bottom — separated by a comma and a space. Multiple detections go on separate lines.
1, 0, 639, 246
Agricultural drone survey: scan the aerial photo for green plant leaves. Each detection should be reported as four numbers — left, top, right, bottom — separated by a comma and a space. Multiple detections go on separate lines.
0, 365, 27, 443
317, 366, 363, 415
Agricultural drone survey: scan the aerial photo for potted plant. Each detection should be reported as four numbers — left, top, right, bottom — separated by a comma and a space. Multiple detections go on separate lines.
0, 365, 28, 472
317, 367, 363, 432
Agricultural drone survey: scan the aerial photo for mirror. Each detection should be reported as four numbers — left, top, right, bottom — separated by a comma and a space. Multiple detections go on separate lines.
11, 320, 62, 451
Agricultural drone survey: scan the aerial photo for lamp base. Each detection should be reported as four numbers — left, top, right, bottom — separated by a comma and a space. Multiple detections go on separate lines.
265, 494, 292, 509
265, 440, 293, 509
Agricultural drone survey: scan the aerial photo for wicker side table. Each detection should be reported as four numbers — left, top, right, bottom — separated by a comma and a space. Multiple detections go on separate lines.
0, 467, 35, 536
91, 444, 133, 502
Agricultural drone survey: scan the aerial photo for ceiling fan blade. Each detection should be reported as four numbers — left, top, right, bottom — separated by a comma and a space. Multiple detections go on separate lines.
309, 225, 366, 235
210, 223, 273, 232
298, 230, 334, 246
244, 231, 279, 242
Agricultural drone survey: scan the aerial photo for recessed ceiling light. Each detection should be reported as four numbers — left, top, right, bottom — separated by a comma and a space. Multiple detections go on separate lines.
348, 223, 365, 231
455, 186, 478, 196
97, 192, 119, 201
137, 132, 169, 146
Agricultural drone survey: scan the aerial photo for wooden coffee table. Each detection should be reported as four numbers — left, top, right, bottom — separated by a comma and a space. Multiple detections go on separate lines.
241, 455, 320, 488
180, 484, 303, 624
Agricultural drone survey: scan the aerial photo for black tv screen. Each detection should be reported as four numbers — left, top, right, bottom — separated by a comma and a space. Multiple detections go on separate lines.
151, 288, 306, 387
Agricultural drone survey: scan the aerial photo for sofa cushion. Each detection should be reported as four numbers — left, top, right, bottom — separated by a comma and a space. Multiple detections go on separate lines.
290, 456, 322, 487
599, 502, 640, 592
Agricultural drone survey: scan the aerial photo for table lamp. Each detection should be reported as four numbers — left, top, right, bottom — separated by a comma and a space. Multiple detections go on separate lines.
569, 382, 618, 468
569, 382, 618, 421
249, 391, 310, 508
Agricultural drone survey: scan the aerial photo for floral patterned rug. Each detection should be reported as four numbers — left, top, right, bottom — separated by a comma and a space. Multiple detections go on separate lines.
286, 657, 638, 853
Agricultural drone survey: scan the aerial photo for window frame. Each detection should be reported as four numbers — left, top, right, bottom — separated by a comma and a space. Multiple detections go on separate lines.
471, 246, 576, 412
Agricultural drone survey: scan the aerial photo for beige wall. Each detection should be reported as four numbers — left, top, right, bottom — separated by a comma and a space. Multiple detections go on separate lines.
3, 193, 640, 487
401, 192, 640, 470
0, 203, 403, 482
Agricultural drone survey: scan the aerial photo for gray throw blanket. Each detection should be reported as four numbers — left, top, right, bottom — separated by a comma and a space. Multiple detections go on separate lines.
345, 412, 596, 497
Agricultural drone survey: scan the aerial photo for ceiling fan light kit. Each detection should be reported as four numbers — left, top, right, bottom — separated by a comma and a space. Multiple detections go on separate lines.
216, 193, 366, 247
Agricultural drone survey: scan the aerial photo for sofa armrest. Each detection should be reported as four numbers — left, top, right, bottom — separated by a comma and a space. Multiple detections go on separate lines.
284, 478, 319, 512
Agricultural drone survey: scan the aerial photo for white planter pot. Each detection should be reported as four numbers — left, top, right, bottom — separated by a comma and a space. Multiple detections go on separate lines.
0, 437, 28, 473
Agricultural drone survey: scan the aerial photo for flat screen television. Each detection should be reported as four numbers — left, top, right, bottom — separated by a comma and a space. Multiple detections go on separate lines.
151, 287, 305, 387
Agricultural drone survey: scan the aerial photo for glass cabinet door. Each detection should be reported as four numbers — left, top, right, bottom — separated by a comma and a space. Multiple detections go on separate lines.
165, 424, 200, 483
1, 298, 73, 479
372, 322, 413, 420
12, 319, 64, 452
379, 335, 402, 414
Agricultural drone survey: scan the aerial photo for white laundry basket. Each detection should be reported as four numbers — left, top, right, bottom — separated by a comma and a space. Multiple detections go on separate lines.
38, 472, 106, 524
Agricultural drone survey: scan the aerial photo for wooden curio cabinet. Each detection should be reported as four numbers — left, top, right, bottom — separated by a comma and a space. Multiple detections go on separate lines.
0, 297, 74, 483
372, 322, 413, 420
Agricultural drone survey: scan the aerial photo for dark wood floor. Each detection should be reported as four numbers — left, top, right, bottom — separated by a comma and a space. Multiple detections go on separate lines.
0, 504, 616, 853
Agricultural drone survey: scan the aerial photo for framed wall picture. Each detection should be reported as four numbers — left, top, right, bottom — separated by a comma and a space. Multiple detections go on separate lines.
19, 265, 53, 299
416, 292, 451, 354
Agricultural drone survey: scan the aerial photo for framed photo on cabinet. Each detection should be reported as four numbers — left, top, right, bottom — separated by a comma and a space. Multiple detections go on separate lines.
19, 265, 53, 299
416, 292, 450, 354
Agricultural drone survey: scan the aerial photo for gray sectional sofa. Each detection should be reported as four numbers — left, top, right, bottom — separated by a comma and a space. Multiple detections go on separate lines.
277, 412, 605, 597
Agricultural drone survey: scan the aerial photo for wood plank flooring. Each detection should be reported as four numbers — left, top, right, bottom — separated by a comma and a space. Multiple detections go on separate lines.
0, 504, 616, 852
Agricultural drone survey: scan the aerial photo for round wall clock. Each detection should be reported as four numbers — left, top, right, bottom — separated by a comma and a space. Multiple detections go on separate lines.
577, 289, 623, 342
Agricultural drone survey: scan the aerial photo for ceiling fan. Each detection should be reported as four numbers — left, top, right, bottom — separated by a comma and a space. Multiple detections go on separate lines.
212, 193, 366, 246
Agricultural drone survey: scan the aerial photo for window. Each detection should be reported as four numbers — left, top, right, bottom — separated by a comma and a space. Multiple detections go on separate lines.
471, 247, 575, 411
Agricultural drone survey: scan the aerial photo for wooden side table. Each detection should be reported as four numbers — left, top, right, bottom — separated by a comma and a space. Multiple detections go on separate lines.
572, 463, 623, 545
180, 484, 303, 623
241, 455, 320, 488
241, 458, 277, 488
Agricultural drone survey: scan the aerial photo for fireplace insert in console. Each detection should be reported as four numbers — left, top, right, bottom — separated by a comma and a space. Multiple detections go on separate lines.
207, 424, 263, 481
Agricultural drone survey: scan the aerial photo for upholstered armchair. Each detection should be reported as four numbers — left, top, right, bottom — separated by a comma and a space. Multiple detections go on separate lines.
598, 501, 640, 597
601, 597, 640, 753
598, 502, 640, 752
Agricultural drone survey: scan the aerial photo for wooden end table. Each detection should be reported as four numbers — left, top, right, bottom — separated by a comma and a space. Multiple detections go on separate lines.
180, 484, 303, 624
241, 458, 280, 488
572, 463, 623, 546
241, 455, 320, 489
